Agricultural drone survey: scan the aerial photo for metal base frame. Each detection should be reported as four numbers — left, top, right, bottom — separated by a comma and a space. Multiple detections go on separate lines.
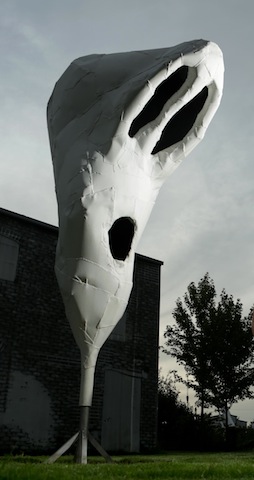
45, 406, 112, 465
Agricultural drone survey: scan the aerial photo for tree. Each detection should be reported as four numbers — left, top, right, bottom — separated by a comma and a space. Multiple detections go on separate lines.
158, 372, 199, 450
164, 273, 217, 423
206, 292, 254, 436
163, 273, 254, 445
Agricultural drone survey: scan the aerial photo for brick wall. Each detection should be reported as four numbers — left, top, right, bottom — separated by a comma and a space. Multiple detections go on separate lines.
0, 208, 162, 454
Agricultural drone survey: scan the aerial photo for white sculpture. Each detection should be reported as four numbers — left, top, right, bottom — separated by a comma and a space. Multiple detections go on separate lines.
47, 39, 224, 462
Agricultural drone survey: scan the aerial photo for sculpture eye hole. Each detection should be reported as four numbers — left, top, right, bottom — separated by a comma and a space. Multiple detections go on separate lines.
129, 66, 189, 137
109, 217, 135, 261
151, 86, 209, 154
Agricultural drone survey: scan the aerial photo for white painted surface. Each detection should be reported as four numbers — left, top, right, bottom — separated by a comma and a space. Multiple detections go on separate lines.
47, 41, 224, 406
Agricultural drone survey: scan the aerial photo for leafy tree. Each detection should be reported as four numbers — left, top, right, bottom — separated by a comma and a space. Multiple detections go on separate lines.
158, 372, 199, 450
206, 292, 254, 434
163, 273, 254, 444
163, 273, 216, 423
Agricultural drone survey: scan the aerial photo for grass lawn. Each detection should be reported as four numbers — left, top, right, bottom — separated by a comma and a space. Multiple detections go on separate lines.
1, 452, 254, 480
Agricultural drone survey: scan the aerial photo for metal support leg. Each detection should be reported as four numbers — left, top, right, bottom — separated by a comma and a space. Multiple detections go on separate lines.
45, 432, 79, 464
44, 405, 112, 464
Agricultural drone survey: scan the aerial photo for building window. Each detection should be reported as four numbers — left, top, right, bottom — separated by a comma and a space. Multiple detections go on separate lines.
0, 235, 19, 281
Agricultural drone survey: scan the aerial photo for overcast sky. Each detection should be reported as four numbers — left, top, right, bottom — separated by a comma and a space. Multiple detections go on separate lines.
1, 0, 254, 421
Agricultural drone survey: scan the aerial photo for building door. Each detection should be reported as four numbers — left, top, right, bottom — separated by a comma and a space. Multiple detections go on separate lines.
101, 370, 141, 452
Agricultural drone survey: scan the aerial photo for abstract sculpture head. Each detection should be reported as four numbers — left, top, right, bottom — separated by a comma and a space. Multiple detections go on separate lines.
47, 39, 224, 407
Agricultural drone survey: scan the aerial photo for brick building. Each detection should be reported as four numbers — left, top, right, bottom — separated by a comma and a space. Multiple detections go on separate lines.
0, 207, 162, 454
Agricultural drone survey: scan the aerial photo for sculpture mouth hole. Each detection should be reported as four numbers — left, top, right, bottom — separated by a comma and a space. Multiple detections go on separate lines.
109, 217, 135, 261
129, 66, 189, 137
151, 86, 208, 154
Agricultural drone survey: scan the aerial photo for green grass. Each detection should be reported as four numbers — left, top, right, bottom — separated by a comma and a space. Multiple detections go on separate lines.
1, 452, 254, 480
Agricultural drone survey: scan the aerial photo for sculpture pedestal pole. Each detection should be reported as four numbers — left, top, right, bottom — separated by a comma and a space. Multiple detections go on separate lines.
45, 406, 112, 465
76, 406, 89, 464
